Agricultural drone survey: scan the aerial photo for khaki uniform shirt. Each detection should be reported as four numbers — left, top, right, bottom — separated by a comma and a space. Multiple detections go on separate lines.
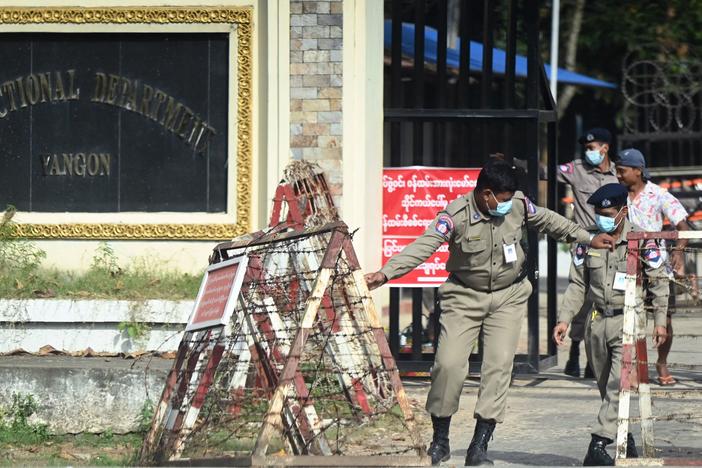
559, 219, 669, 327
558, 159, 618, 227
380, 191, 591, 292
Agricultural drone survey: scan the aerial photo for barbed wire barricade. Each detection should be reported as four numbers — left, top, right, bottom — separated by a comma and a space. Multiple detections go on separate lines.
138, 222, 427, 466
269, 160, 340, 231
617, 231, 702, 465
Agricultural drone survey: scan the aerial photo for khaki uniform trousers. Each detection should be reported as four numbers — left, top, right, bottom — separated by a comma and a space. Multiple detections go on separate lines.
569, 299, 593, 341
426, 276, 532, 422
584, 313, 623, 440
568, 246, 592, 341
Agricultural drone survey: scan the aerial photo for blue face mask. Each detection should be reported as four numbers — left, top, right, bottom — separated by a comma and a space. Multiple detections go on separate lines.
585, 149, 604, 166
488, 192, 513, 217
595, 209, 623, 233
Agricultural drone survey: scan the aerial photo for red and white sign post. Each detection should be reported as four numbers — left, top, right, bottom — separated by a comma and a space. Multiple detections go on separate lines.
382, 167, 480, 287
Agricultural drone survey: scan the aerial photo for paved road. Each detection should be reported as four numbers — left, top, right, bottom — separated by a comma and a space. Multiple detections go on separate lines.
402, 314, 702, 466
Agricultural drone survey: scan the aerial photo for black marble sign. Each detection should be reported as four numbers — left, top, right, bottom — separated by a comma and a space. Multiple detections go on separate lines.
0, 33, 229, 212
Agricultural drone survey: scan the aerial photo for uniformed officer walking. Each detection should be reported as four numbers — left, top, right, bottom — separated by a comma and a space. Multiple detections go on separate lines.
553, 183, 669, 466
558, 128, 619, 378
365, 159, 614, 466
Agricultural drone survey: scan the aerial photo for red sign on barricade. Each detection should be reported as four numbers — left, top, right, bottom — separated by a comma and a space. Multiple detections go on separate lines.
382, 167, 480, 287
186, 256, 248, 331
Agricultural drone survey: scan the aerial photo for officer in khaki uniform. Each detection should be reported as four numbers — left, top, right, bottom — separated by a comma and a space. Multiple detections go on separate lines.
553, 183, 669, 466
365, 159, 614, 466
557, 128, 619, 378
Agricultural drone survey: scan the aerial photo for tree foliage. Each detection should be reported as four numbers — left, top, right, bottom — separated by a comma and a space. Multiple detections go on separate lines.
549, 1, 702, 106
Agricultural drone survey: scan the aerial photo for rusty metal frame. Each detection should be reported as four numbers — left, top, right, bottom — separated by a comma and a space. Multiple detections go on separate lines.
616, 230, 702, 466
141, 222, 428, 465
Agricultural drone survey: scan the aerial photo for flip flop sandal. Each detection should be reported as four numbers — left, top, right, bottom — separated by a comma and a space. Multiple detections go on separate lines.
656, 375, 677, 386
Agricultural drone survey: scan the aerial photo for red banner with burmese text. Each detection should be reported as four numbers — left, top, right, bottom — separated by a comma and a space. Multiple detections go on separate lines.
382, 167, 481, 287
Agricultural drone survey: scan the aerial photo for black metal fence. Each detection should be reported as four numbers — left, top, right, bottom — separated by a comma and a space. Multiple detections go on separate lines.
384, 0, 560, 373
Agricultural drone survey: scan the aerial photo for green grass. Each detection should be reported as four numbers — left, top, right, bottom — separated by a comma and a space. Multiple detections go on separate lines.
0, 434, 142, 466
0, 227, 202, 300
64, 432, 143, 449
0, 266, 202, 300
0, 393, 144, 466
0, 210, 203, 300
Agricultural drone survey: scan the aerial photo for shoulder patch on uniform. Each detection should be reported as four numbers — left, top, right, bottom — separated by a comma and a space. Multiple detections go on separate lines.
643, 240, 664, 268
444, 196, 469, 216
573, 243, 587, 266
435, 214, 454, 239
559, 162, 574, 174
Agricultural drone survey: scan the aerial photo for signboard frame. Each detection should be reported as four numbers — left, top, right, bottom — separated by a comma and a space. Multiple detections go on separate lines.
0, 6, 253, 241
186, 255, 249, 332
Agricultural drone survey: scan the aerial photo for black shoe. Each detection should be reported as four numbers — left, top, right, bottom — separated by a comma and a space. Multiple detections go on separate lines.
564, 358, 581, 378
627, 433, 638, 458
428, 415, 451, 465
583, 435, 614, 466
465, 418, 495, 466
583, 362, 595, 379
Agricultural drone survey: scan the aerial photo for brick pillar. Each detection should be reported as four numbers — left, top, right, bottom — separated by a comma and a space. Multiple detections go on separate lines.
290, 0, 343, 203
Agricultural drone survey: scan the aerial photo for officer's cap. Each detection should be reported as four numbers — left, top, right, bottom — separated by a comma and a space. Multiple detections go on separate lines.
616, 148, 650, 179
587, 183, 629, 209
578, 128, 612, 145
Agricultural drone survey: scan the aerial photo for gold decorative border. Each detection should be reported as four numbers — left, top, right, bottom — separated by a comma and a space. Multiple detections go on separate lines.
12, 223, 243, 240
0, 6, 253, 241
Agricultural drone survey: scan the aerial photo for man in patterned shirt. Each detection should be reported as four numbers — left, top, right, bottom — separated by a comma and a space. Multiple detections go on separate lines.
616, 148, 690, 385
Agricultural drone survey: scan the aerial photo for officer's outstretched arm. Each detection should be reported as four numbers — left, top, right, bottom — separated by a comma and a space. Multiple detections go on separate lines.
377, 213, 451, 284
522, 198, 591, 244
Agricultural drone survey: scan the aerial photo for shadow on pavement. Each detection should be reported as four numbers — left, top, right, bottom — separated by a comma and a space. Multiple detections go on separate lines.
487, 450, 582, 466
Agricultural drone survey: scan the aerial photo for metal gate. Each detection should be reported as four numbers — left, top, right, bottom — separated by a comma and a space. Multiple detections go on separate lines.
618, 46, 702, 226
383, 0, 560, 373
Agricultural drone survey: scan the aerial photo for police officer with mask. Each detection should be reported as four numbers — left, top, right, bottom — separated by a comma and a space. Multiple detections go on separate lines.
553, 183, 669, 466
557, 128, 619, 378
365, 159, 615, 465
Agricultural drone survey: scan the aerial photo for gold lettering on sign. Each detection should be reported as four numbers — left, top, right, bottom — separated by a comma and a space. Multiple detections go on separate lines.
74, 153, 86, 176
0, 70, 79, 119
162, 97, 182, 131
139, 83, 153, 116
40, 153, 112, 177
92, 72, 106, 102
0, 81, 16, 112
90, 72, 216, 152
106, 74, 119, 104
66, 69, 79, 100
25, 74, 40, 104
15, 77, 28, 108
54, 71, 67, 101
62, 153, 73, 176
1, 67, 217, 152
38, 73, 51, 103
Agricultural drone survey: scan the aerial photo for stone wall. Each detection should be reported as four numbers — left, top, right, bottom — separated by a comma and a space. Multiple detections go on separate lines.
289, 0, 343, 204
0, 356, 169, 434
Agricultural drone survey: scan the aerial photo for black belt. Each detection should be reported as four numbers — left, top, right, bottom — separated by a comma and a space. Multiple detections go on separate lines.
448, 270, 529, 293
595, 308, 624, 317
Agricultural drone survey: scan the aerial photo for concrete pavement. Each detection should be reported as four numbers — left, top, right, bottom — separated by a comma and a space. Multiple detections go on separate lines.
402, 313, 702, 466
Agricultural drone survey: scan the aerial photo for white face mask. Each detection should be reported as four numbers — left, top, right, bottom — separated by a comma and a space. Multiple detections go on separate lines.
585, 149, 604, 166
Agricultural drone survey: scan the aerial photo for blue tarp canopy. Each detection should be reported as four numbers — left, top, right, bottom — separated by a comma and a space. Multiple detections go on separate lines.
384, 21, 616, 89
